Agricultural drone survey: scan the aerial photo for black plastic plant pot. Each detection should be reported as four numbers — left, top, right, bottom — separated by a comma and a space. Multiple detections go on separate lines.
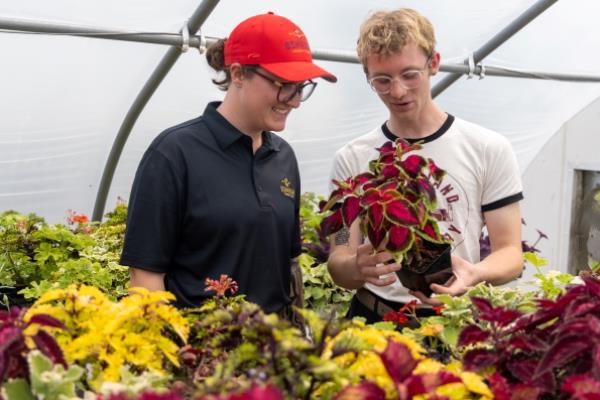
0, 286, 31, 309
395, 243, 453, 297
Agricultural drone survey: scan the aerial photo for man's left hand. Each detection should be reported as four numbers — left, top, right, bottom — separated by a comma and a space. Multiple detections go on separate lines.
409, 254, 479, 306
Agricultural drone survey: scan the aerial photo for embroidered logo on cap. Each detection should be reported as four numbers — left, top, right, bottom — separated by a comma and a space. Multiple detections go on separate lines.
280, 177, 295, 198
288, 29, 305, 39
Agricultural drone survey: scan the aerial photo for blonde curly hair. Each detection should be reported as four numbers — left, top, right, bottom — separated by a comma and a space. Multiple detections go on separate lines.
357, 9, 436, 71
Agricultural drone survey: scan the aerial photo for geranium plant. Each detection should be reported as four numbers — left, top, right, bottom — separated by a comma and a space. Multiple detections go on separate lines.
320, 139, 452, 295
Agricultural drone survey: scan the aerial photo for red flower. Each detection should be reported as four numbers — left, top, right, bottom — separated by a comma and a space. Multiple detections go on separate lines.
204, 274, 239, 297
383, 310, 408, 325
399, 300, 418, 315
432, 305, 445, 315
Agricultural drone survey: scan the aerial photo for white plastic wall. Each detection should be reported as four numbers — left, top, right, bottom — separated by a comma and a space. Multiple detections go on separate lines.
521, 95, 600, 277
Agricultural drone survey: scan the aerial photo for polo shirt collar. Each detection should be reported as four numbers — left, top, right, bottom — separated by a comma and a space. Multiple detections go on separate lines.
203, 101, 280, 152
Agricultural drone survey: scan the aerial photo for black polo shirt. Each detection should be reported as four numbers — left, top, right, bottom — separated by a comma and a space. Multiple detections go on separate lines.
120, 102, 301, 312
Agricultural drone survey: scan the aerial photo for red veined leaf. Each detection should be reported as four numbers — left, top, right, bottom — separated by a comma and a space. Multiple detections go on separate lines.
376, 141, 395, 155
386, 225, 414, 253
333, 381, 385, 400
488, 372, 511, 400
379, 340, 418, 384
236, 384, 284, 400
394, 138, 413, 152
385, 199, 420, 226
457, 325, 490, 347
427, 158, 446, 182
493, 307, 524, 328
363, 181, 379, 191
320, 209, 344, 236
510, 384, 542, 400
401, 154, 427, 177
31, 329, 67, 368
534, 336, 589, 379
367, 223, 386, 249
405, 371, 461, 396
583, 274, 600, 298
462, 348, 499, 371
361, 188, 382, 206
415, 219, 444, 243
379, 181, 399, 193
416, 178, 436, 203
506, 358, 538, 383
586, 315, 600, 336
28, 314, 65, 330
381, 164, 400, 179
507, 335, 546, 352
355, 172, 376, 185
368, 203, 384, 231
561, 374, 600, 397
533, 370, 557, 394
594, 346, 600, 375
342, 197, 361, 227
319, 191, 343, 212
470, 297, 494, 317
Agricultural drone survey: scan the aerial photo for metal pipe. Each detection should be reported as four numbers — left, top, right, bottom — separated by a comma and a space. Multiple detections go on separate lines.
7, 15, 597, 82
0, 16, 205, 47
431, 0, 559, 98
440, 63, 600, 82
92, 0, 220, 221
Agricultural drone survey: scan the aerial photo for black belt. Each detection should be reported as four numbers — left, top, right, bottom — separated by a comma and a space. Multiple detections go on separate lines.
355, 287, 399, 317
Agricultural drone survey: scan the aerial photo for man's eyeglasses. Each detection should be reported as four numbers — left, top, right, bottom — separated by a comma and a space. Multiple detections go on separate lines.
252, 69, 317, 103
367, 57, 432, 94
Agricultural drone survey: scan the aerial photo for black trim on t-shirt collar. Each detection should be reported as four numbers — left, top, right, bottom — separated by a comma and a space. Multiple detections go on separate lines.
381, 114, 455, 144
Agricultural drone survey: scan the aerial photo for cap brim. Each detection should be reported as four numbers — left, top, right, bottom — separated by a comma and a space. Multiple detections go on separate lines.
260, 61, 337, 83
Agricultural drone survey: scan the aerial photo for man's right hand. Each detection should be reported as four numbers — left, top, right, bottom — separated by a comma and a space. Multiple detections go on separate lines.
354, 243, 400, 286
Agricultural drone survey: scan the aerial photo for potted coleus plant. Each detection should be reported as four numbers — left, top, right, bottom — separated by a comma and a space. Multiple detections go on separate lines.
320, 139, 453, 296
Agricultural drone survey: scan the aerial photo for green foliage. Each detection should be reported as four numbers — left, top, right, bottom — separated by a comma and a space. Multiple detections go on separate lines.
0, 211, 44, 287
300, 192, 324, 245
525, 251, 577, 299
1, 378, 35, 400
298, 253, 352, 317
96, 367, 170, 398
1, 350, 83, 400
401, 282, 538, 359
0, 203, 130, 304
180, 298, 358, 399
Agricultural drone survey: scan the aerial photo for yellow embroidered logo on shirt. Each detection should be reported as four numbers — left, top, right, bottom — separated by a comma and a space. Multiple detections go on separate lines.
280, 177, 295, 199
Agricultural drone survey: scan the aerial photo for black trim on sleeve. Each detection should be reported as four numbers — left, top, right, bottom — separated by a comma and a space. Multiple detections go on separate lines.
481, 192, 524, 212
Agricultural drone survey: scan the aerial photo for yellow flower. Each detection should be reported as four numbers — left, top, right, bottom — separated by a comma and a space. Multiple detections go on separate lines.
419, 323, 444, 337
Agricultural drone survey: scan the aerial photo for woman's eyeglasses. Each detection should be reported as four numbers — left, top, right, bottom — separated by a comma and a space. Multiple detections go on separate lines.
252, 69, 317, 103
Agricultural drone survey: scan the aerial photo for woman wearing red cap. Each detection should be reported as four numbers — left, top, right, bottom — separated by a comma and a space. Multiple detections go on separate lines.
120, 13, 336, 319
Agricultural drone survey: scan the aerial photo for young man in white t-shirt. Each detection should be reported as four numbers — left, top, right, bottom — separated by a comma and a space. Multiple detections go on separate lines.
327, 8, 524, 323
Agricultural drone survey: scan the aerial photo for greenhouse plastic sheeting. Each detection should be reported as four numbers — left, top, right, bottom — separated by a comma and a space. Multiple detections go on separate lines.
2, 0, 600, 223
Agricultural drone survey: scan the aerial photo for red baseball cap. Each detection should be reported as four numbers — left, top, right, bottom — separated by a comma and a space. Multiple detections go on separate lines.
224, 12, 337, 83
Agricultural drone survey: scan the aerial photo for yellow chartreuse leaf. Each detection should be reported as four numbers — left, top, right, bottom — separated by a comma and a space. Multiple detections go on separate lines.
23, 284, 189, 390
322, 323, 426, 399
445, 361, 493, 397
414, 358, 444, 374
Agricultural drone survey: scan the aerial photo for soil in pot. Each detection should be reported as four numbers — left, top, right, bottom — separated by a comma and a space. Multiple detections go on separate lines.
395, 242, 453, 297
